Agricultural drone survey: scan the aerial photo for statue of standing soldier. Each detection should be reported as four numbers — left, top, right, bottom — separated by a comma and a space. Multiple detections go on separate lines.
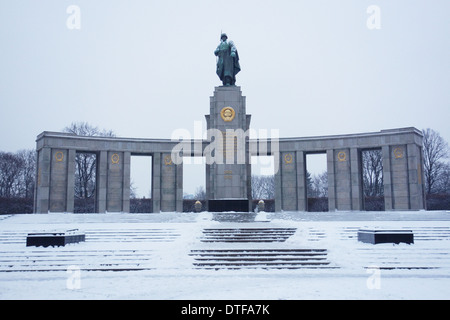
214, 33, 241, 86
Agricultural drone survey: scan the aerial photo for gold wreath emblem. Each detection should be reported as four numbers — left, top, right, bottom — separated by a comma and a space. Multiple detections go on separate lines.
164, 155, 173, 166
393, 147, 404, 159
111, 153, 120, 164
54, 151, 64, 162
337, 151, 347, 162
284, 153, 293, 164
220, 107, 235, 122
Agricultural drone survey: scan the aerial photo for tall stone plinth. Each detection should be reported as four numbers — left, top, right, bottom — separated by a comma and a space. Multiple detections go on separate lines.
205, 86, 252, 211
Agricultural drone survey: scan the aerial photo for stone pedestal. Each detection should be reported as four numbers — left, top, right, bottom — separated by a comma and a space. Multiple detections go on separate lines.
205, 86, 252, 212
358, 228, 414, 244
26, 229, 85, 247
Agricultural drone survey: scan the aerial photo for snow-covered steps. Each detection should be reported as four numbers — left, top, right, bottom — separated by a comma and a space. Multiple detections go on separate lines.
0, 248, 156, 272
0, 228, 181, 245
352, 246, 450, 270
200, 228, 297, 243
190, 248, 335, 270
85, 228, 181, 242
0, 231, 28, 244
306, 226, 450, 242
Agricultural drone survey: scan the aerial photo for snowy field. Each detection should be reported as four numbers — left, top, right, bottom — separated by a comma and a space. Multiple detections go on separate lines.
1, 210, 450, 300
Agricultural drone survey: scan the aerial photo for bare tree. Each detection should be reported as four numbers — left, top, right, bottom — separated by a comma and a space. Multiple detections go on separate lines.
0, 149, 36, 199
16, 150, 36, 199
435, 163, 450, 194
194, 186, 206, 200
251, 175, 274, 199
362, 149, 384, 197
63, 122, 115, 212
64, 121, 115, 138
422, 128, 449, 194
0, 152, 24, 198
311, 171, 328, 198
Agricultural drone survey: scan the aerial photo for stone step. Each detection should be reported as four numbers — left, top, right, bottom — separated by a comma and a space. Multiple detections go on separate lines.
0, 249, 156, 272
190, 248, 333, 269
200, 228, 297, 243
0, 229, 181, 244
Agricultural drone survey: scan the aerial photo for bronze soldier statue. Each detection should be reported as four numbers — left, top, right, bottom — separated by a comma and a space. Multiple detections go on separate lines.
214, 33, 241, 86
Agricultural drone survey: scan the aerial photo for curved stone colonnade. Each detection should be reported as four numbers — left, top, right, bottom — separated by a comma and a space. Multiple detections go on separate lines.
34, 127, 425, 213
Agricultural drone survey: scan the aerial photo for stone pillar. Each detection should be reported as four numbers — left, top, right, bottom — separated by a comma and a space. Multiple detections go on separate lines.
407, 144, 426, 210
296, 151, 307, 211
106, 151, 124, 212
66, 149, 76, 213
390, 145, 410, 210
49, 149, 69, 212
122, 151, 131, 213
161, 152, 176, 212
274, 152, 282, 212
96, 151, 107, 213
176, 160, 183, 212
327, 149, 353, 211
280, 151, 297, 211
381, 145, 393, 210
152, 153, 161, 212
205, 86, 252, 211
350, 148, 363, 211
35, 147, 51, 213
151, 152, 182, 212
327, 149, 336, 211
334, 149, 352, 210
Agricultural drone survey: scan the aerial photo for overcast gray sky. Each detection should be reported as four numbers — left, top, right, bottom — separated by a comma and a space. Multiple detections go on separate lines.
1, 1, 449, 196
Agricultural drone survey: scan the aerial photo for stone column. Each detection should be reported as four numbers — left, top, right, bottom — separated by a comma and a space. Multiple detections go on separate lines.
296, 151, 307, 211
35, 147, 51, 213
106, 151, 124, 212
327, 148, 354, 211
327, 149, 336, 211
154, 152, 182, 212
96, 151, 107, 213
152, 153, 161, 212
122, 151, 131, 213
350, 148, 363, 211
66, 149, 76, 213
390, 145, 410, 210
49, 149, 69, 212
160, 153, 176, 212
381, 145, 393, 210
280, 151, 297, 211
176, 160, 183, 212
205, 86, 252, 211
407, 143, 426, 210
274, 151, 282, 212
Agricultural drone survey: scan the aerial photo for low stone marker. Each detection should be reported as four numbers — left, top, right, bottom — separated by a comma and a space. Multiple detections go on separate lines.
257, 200, 265, 212
26, 229, 85, 247
194, 200, 203, 212
358, 228, 414, 244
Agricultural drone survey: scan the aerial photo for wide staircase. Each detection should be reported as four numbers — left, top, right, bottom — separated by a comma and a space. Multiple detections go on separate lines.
1, 222, 449, 272
200, 227, 296, 243
0, 248, 156, 272
190, 226, 334, 270
190, 248, 332, 270
0, 228, 181, 272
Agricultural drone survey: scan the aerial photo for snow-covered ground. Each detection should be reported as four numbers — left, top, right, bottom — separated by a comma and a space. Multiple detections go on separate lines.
1, 210, 450, 300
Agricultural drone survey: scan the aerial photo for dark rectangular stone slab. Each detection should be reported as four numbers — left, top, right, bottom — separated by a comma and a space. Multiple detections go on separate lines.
208, 199, 250, 212
358, 229, 414, 244
26, 229, 85, 247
